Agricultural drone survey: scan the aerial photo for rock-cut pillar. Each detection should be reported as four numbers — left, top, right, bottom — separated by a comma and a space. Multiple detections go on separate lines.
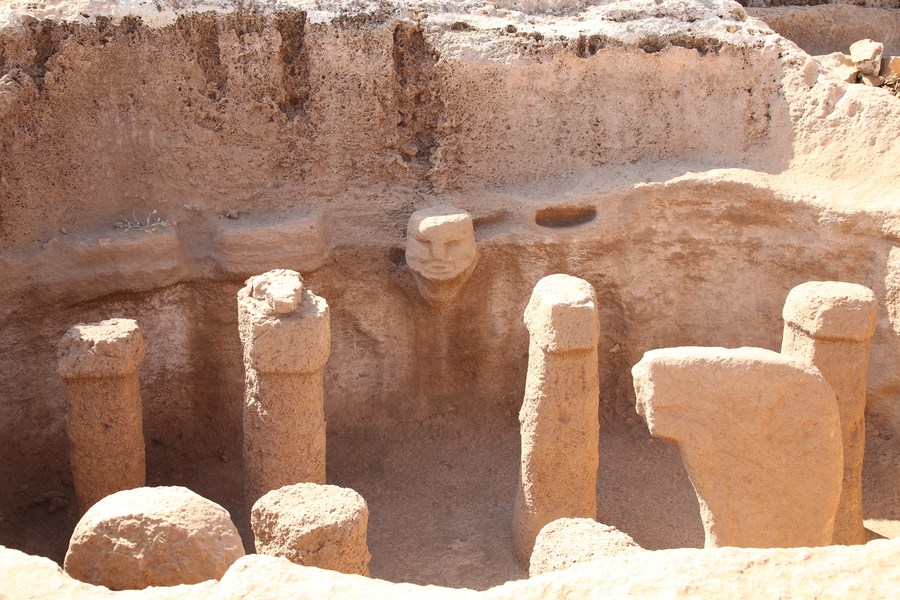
782, 281, 878, 545
633, 346, 843, 548
57, 318, 146, 513
512, 274, 600, 566
238, 269, 330, 505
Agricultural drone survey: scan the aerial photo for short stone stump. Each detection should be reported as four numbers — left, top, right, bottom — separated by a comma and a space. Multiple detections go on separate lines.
64, 486, 245, 590
530, 518, 644, 576
251, 482, 371, 576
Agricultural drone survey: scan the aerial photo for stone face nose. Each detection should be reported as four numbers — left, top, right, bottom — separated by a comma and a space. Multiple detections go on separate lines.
632, 346, 843, 549
781, 281, 878, 546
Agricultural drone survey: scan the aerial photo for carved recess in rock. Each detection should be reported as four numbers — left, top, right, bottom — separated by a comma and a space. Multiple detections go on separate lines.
632, 346, 843, 548
64, 486, 245, 591
405, 206, 478, 308
513, 274, 600, 566
57, 318, 146, 514
238, 269, 330, 505
781, 281, 878, 546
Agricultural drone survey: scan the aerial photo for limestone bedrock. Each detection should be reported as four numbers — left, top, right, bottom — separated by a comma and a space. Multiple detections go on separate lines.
57, 318, 146, 513
529, 518, 643, 577
513, 274, 600, 565
252, 482, 371, 577
632, 346, 843, 548
63, 486, 245, 591
781, 281, 878, 546
849, 39, 884, 76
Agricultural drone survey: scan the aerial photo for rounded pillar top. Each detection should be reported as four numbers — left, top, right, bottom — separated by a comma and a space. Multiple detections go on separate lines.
524, 274, 599, 353
783, 281, 878, 342
57, 318, 145, 379
238, 270, 330, 374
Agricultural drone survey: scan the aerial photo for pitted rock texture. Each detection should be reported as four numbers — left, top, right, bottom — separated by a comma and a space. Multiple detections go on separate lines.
63, 486, 245, 590
251, 482, 371, 576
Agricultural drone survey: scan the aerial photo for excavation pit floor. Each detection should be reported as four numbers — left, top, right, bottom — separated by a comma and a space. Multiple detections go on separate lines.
4, 412, 897, 590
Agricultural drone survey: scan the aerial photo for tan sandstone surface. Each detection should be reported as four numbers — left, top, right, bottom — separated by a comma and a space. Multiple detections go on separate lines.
0, 0, 898, 593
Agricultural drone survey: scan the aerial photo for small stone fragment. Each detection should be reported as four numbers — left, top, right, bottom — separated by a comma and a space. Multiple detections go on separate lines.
860, 74, 885, 87
849, 39, 884, 77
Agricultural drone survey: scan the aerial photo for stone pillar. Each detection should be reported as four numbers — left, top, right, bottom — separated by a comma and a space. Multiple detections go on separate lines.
57, 318, 146, 513
238, 269, 330, 505
512, 274, 600, 566
781, 281, 878, 545
632, 346, 843, 548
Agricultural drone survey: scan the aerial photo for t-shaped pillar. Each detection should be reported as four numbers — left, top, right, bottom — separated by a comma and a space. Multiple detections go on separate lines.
633, 346, 843, 548
781, 281, 878, 545
57, 318, 146, 513
512, 274, 600, 566
238, 269, 330, 505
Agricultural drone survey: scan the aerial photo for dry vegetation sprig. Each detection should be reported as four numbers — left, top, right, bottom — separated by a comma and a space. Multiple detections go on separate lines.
115, 210, 169, 233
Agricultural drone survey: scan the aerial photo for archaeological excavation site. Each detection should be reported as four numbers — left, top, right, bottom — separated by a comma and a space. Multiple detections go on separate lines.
1, 0, 899, 597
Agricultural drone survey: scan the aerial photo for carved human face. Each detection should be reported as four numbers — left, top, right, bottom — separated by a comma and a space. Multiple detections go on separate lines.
406, 208, 477, 282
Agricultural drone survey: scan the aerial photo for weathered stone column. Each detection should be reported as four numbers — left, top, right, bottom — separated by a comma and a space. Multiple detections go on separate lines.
57, 318, 146, 513
781, 281, 878, 545
238, 269, 330, 505
512, 274, 600, 566
633, 346, 843, 548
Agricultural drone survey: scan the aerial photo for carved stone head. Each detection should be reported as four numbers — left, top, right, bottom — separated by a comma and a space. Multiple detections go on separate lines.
406, 206, 478, 307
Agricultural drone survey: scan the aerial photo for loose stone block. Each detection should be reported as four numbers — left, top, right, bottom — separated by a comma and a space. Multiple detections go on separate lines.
782, 281, 878, 545
849, 39, 884, 76
632, 346, 843, 549
239, 269, 331, 505
64, 486, 245, 590
57, 318, 146, 513
530, 518, 643, 577
513, 274, 600, 566
251, 482, 370, 576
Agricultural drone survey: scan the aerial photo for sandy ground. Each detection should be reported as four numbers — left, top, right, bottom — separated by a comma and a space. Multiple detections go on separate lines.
1, 412, 897, 590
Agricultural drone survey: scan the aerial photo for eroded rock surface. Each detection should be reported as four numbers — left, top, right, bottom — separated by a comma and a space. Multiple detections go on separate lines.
63, 486, 245, 590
